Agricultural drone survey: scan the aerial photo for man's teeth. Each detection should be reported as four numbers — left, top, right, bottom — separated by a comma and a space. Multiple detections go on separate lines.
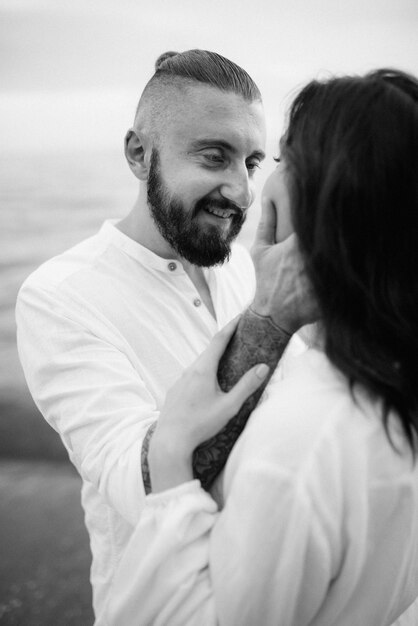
205, 207, 236, 218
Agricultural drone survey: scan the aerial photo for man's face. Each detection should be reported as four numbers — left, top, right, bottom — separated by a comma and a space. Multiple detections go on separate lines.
147, 148, 247, 266
147, 85, 266, 266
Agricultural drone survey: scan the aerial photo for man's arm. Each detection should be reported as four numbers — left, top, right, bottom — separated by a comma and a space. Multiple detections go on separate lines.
192, 189, 318, 489
141, 309, 288, 493
16, 281, 160, 522
192, 307, 291, 488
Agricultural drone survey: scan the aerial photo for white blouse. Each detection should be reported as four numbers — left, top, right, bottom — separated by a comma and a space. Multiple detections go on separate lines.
102, 348, 418, 626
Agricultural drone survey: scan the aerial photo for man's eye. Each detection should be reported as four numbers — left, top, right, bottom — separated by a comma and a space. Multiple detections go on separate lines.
246, 160, 261, 172
203, 152, 224, 164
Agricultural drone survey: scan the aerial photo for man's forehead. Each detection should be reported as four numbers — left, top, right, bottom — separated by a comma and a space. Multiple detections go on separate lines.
164, 84, 266, 150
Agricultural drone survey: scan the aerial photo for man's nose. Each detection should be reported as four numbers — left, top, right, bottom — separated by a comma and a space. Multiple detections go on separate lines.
220, 167, 253, 210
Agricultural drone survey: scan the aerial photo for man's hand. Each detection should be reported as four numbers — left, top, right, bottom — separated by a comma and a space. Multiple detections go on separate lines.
251, 180, 318, 334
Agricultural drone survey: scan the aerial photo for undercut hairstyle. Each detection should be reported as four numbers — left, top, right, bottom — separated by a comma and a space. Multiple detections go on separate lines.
149, 49, 261, 100
134, 49, 262, 135
281, 69, 418, 455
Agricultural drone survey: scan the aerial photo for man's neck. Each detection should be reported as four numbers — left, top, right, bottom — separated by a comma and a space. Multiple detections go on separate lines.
117, 197, 217, 320
117, 196, 173, 260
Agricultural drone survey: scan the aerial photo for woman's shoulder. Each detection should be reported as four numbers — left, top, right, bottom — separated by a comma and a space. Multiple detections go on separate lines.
227, 348, 411, 491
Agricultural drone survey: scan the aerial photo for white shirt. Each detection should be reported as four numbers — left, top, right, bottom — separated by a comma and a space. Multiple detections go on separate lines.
15, 220, 256, 618
104, 348, 418, 626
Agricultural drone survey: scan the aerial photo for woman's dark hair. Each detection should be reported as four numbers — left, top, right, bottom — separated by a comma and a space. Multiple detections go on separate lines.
282, 69, 418, 453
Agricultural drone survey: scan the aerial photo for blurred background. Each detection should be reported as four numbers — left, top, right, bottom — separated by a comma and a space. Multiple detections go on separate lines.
1, 0, 417, 623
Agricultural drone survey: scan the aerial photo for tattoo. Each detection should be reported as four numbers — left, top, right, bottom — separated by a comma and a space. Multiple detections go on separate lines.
141, 421, 157, 495
192, 307, 291, 490
141, 308, 291, 494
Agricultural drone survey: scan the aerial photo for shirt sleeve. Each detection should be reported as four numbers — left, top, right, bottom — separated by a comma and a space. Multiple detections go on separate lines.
103, 461, 334, 626
16, 281, 159, 525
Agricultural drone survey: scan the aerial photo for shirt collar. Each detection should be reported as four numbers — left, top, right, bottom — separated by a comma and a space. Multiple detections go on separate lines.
99, 219, 187, 275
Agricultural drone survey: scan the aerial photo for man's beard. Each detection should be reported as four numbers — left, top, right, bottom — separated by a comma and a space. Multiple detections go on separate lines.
147, 149, 246, 267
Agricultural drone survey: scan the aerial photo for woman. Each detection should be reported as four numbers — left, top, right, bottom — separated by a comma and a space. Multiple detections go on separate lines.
104, 69, 418, 625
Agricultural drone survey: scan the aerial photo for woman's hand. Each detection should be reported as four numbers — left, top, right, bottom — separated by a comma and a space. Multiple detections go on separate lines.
148, 316, 269, 493
251, 167, 319, 333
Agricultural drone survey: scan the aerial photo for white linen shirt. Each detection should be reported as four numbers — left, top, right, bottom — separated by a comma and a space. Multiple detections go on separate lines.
15, 220, 256, 618
104, 348, 418, 626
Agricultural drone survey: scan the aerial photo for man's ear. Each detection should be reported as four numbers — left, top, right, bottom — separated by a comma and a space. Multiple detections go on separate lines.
124, 129, 150, 181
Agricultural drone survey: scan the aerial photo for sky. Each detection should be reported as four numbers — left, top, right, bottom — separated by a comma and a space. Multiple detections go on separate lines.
1, 0, 418, 155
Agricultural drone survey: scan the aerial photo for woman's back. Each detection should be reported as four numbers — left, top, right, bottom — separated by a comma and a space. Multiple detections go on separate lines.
218, 346, 418, 625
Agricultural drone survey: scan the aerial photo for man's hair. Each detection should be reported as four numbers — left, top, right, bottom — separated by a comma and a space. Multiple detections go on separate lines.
134, 49, 262, 133
281, 69, 418, 454
150, 49, 261, 100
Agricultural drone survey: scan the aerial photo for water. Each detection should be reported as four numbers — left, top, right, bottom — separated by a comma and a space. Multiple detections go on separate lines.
0, 150, 135, 403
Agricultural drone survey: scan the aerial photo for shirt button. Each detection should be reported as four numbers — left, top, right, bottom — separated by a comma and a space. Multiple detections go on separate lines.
168, 262, 177, 271
193, 298, 202, 307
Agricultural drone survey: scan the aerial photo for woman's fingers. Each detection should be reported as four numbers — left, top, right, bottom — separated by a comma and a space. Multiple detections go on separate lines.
196, 315, 241, 369
223, 363, 270, 415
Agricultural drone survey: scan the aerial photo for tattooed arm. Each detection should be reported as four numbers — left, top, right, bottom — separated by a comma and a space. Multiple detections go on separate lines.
192, 195, 317, 490
192, 308, 291, 489
141, 310, 290, 494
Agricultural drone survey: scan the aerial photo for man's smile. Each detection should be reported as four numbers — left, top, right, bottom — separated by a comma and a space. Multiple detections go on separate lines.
203, 205, 238, 219
196, 197, 243, 223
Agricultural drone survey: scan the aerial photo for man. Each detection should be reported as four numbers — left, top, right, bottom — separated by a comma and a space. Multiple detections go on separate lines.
16, 50, 310, 619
